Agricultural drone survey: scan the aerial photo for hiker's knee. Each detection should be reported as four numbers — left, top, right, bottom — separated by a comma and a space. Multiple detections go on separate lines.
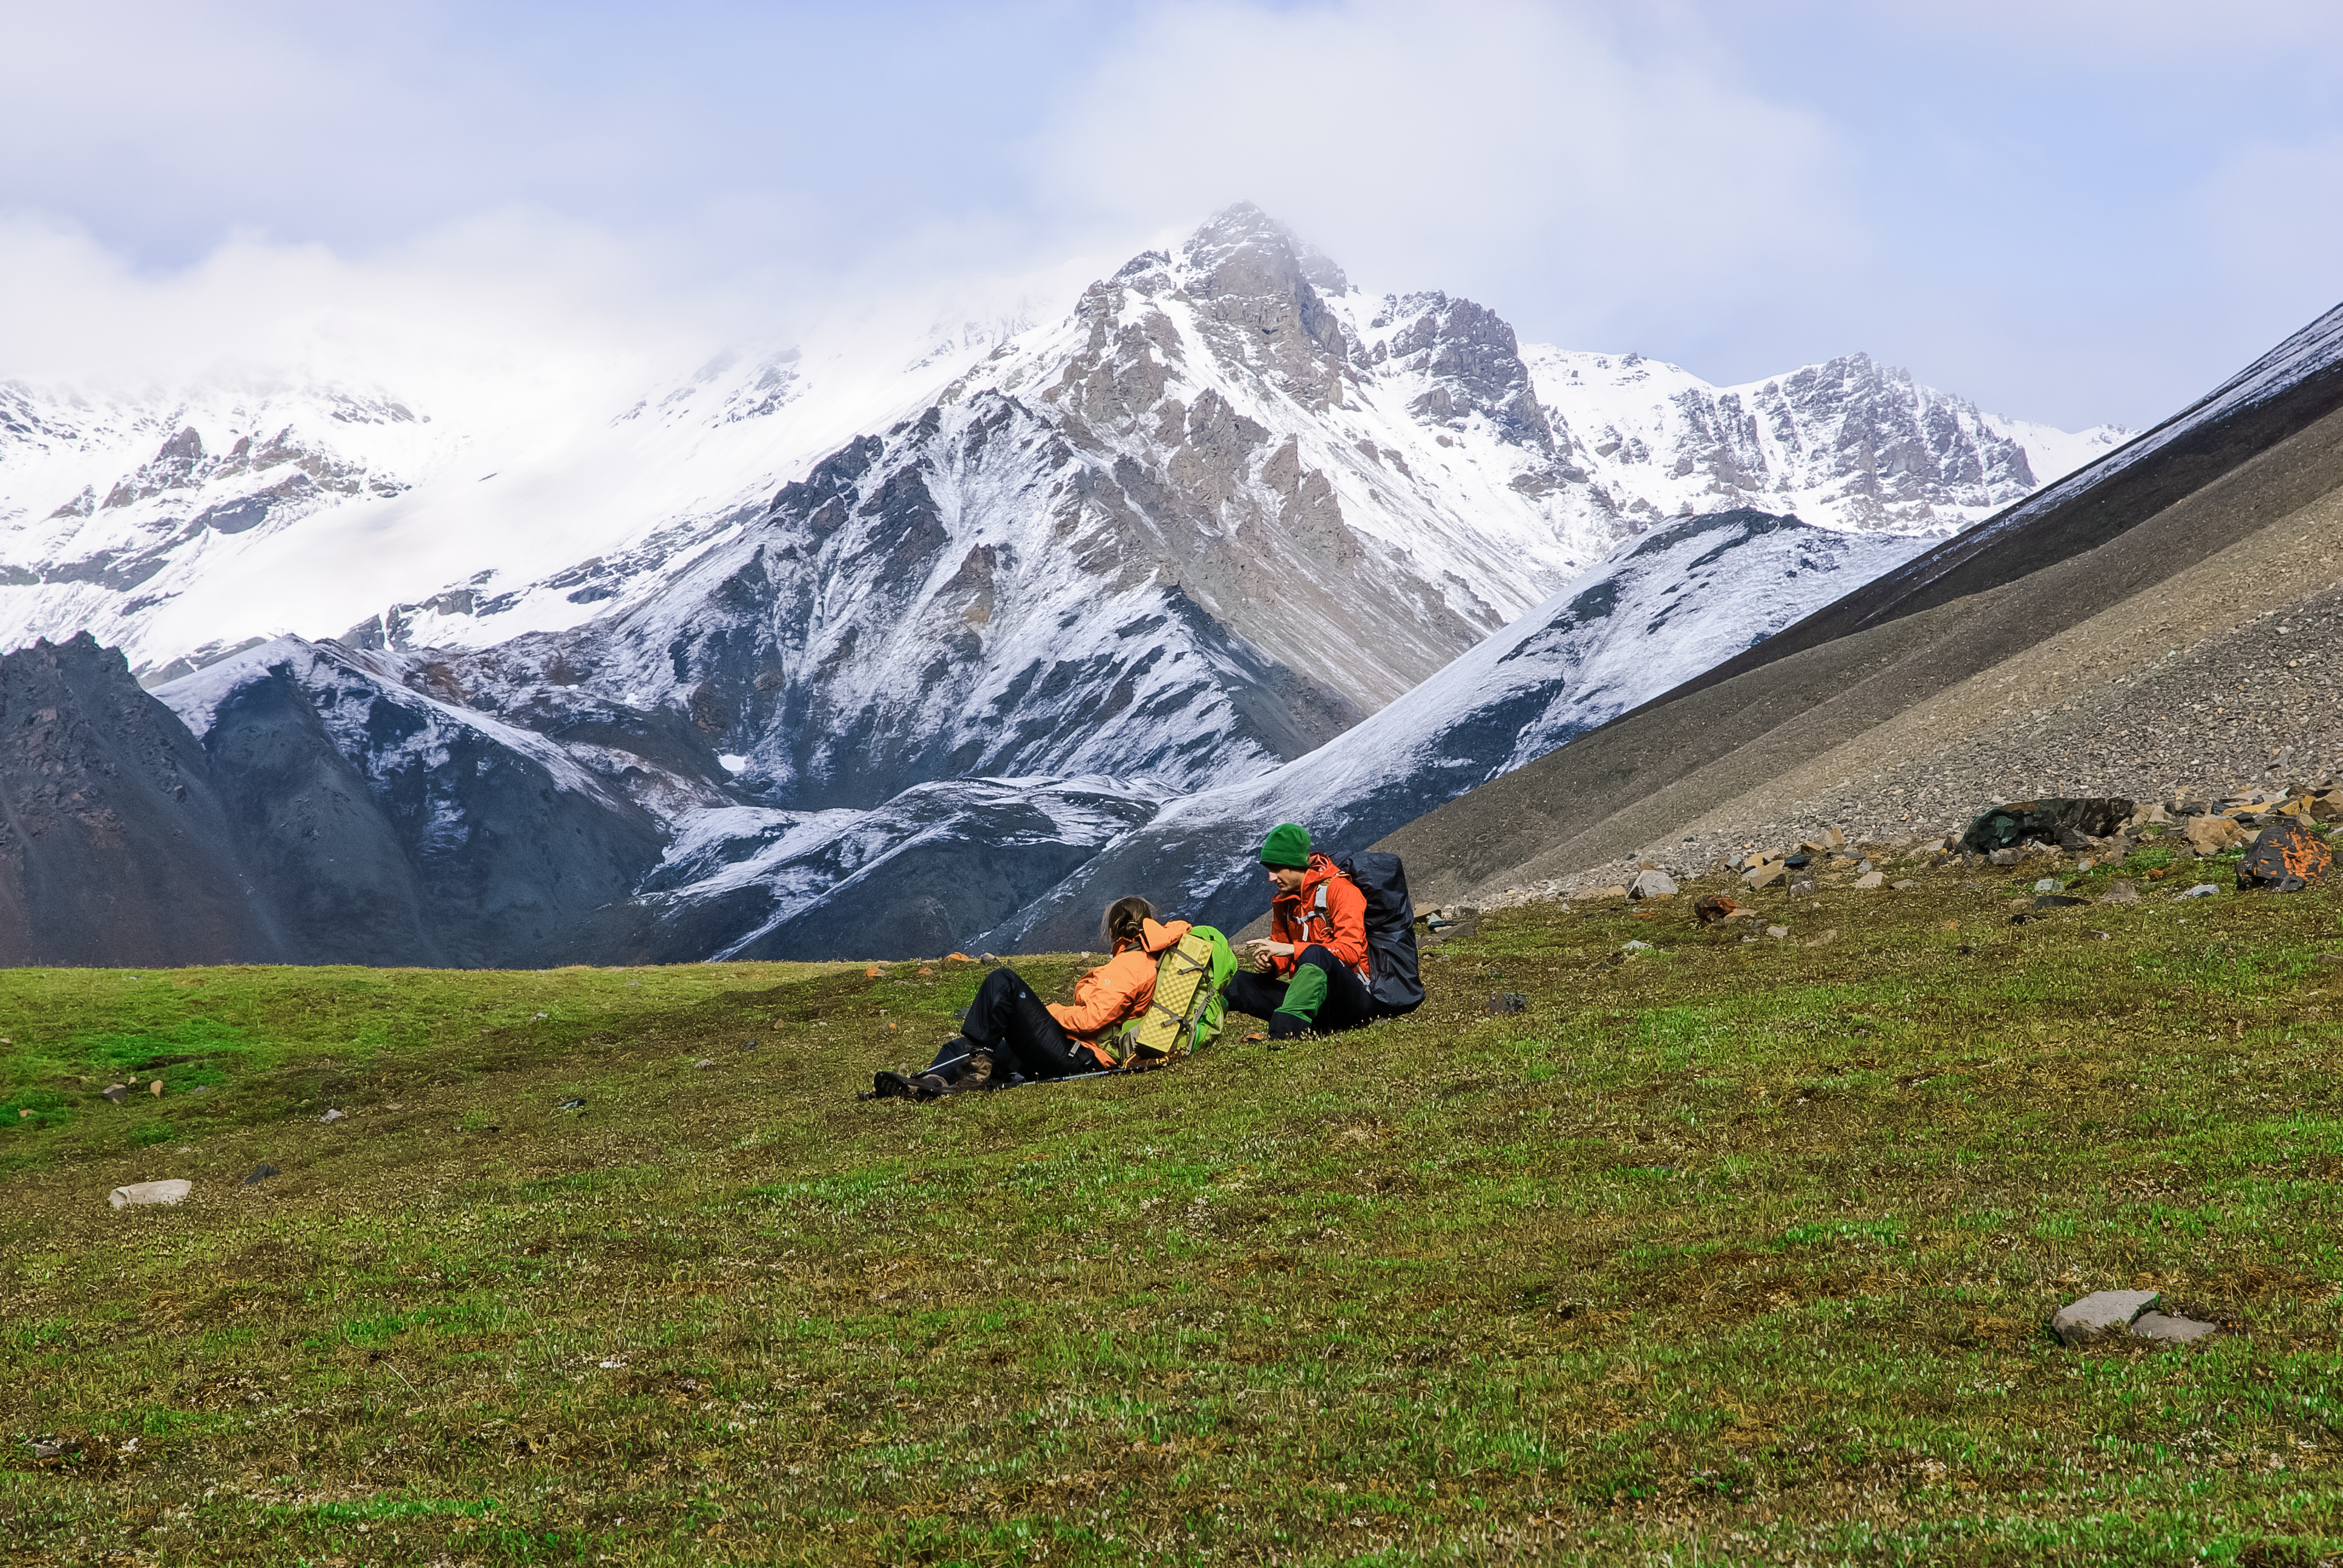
1295, 943, 1339, 973
974, 966, 1023, 1002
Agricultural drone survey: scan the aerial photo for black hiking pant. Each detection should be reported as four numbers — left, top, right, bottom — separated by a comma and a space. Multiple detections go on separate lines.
932, 966, 1098, 1082
1223, 943, 1378, 1037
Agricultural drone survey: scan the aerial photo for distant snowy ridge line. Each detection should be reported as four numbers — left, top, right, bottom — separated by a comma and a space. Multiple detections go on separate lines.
1, 218, 2124, 685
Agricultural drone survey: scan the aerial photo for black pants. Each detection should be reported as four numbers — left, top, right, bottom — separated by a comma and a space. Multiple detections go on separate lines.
929, 966, 1098, 1081
1223, 944, 1378, 1037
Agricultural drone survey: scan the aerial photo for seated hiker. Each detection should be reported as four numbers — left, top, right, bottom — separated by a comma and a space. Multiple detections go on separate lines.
1224, 823, 1379, 1039
872, 897, 1194, 1099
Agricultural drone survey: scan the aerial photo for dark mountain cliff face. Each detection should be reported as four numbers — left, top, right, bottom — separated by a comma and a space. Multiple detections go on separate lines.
0, 635, 666, 967
171, 641, 667, 967
0, 635, 284, 966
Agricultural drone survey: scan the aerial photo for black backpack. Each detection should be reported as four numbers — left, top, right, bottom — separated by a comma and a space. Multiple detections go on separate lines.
1313, 851, 1423, 1014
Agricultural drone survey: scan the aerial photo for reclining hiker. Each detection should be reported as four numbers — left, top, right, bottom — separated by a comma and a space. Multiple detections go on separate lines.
871, 897, 1228, 1100
1224, 823, 1421, 1039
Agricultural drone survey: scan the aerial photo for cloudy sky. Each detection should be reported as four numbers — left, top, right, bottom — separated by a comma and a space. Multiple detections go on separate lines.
5, 0, 2342, 431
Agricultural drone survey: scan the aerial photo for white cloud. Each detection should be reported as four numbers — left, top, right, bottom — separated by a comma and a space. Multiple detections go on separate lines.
1028, 0, 1864, 342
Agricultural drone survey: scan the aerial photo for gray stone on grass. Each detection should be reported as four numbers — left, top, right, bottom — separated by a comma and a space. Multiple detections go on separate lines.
2051, 1288, 2159, 1345
108, 1179, 192, 1209
1853, 871, 1885, 889
1628, 869, 1677, 900
2099, 880, 2140, 904
2034, 877, 2063, 893
2131, 1310, 2220, 1345
1743, 862, 1786, 890
320, 1108, 345, 1123
2175, 884, 2220, 900
240, 1163, 279, 1186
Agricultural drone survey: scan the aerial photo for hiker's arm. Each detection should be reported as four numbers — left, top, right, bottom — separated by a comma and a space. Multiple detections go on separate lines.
1046, 970, 1144, 1036
1323, 883, 1371, 969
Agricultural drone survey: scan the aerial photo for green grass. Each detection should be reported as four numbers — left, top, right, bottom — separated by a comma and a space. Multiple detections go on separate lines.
5, 844, 2343, 1564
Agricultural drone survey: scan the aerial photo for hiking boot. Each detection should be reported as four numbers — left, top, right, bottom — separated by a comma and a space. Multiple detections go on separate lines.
913, 1072, 951, 1099
871, 1070, 917, 1100
1267, 1011, 1312, 1040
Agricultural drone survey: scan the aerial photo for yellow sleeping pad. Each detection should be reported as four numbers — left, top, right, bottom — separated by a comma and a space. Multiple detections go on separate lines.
1116, 930, 1221, 1064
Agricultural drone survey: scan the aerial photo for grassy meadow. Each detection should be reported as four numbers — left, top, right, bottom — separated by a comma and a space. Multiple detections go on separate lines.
4, 840, 2343, 1565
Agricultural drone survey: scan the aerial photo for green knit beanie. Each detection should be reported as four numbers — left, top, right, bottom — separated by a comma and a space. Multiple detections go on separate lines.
1259, 822, 1312, 869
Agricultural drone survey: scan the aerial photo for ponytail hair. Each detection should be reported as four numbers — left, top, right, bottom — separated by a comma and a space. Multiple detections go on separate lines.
1101, 895, 1155, 952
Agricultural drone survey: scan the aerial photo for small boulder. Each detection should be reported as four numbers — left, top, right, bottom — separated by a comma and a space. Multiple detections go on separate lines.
2035, 894, 2089, 908
108, 1179, 192, 1209
320, 1108, 345, 1123
1693, 893, 1741, 927
2033, 877, 2063, 893
239, 1164, 279, 1187
2237, 817, 2334, 892
1766, 925, 1789, 939
2131, 1310, 2219, 1345
1628, 869, 1678, 900
1593, 884, 1631, 900
1789, 878, 1817, 895
2099, 880, 2140, 904
1962, 799, 2134, 854
1743, 863, 1786, 890
148, 1080, 164, 1097
1801, 929, 1838, 948
102, 1083, 128, 1105
1852, 871, 1885, 889
2181, 814, 2250, 855
2051, 1288, 2160, 1346
1893, 878, 1918, 890
2175, 884, 2220, 900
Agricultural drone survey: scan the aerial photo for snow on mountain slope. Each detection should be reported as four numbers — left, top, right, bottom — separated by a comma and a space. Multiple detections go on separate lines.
606, 777, 1165, 962
378, 207, 2122, 825
1523, 347, 2133, 534
0, 381, 448, 674
1979, 410, 2131, 490
982, 509, 1930, 954
0, 327, 1011, 678
448, 506, 1924, 963
3, 204, 2117, 719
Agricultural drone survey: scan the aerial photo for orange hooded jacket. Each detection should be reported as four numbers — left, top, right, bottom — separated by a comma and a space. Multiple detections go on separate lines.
1046, 917, 1194, 1042
1268, 854, 1369, 982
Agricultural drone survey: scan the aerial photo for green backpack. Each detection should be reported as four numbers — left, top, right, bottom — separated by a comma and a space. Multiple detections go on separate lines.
1096, 925, 1237, 1067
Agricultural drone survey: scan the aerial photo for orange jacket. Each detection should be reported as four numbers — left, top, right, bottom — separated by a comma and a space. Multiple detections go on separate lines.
1269, 854, 1368, 981
1047, 918, 1194, 1041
